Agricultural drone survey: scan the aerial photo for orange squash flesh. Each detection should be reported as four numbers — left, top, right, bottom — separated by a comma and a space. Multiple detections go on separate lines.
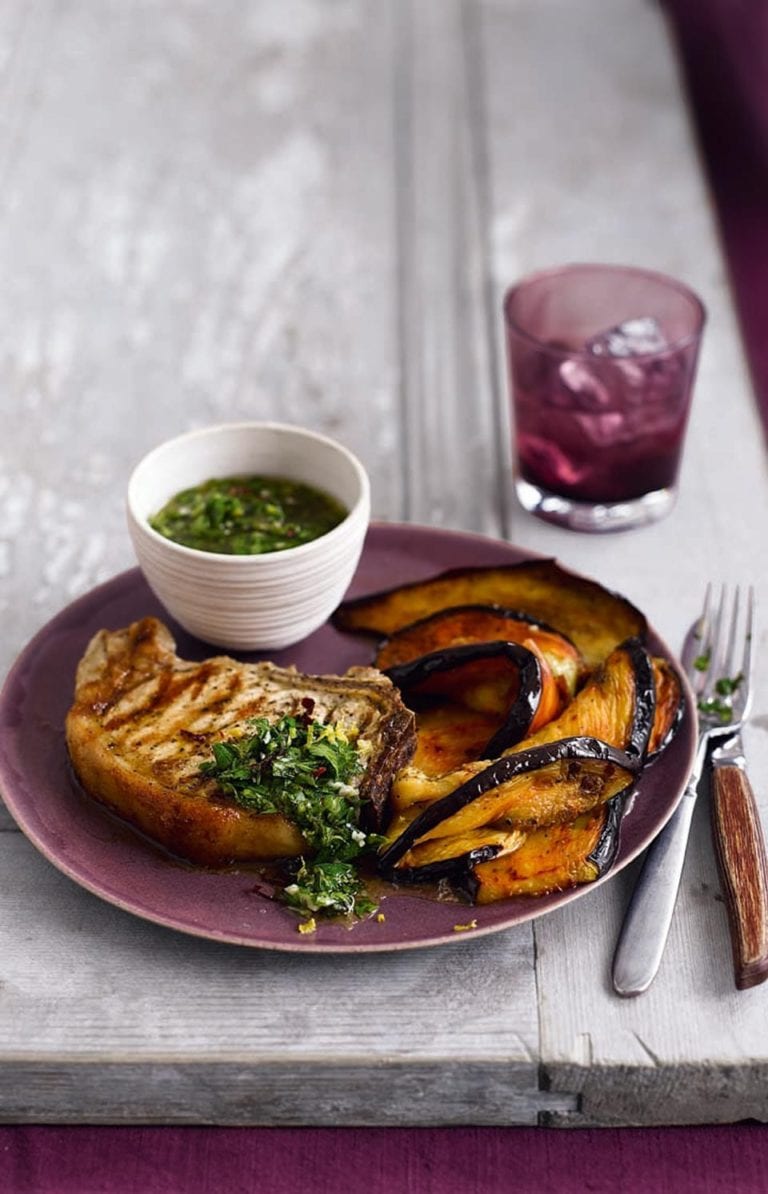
374, 604, 584, 701
648, 656, 684, 758
389, 638, 653, 812
334, 560, 647, 668
470, 809, 607, 901
333, 557, 684, 904
394, 751, 634, 846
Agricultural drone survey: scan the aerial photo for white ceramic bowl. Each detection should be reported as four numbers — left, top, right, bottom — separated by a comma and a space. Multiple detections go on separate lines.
127, 422, 370, 651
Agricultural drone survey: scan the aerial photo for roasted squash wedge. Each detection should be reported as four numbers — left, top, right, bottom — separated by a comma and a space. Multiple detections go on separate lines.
379, 738, 637, 873
394, 826, 526, 883
385, 641, 545, 759
466, 797, 627, 901
390, 638, 655, 810
374, 604, 585, 700
648, 656, 684, 759
333, 559, 647, 667
408, 704, 511, 776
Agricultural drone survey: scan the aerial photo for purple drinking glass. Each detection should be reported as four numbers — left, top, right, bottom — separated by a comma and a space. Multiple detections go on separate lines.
503, 264, 706, 532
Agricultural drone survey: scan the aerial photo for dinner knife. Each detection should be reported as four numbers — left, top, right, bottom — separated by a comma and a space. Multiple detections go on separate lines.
611, 617, 707, 996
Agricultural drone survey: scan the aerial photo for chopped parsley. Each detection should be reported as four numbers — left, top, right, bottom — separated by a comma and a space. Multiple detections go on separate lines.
200, 712, 381, 920
697, 697, 733, 724
715, 673, 743, 696
693, 651, 711, 672
697, 673, 743, 724
283, 859, 377, 919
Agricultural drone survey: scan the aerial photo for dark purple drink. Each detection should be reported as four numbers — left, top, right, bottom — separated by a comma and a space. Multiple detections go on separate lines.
504, 266, 705, 532
512, 331, 698, 503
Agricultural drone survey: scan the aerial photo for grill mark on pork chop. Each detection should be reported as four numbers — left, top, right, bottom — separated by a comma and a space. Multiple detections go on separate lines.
65, 617, 417, 866
102, 662, 220, 727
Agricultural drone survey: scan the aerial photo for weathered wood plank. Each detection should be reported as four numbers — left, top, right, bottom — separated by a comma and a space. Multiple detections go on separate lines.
0, 0, 548, 1126
392, 0, 506, 536
538, 800, 768, 1126
480, 0, 768, 1125
0, 0, 553, 1126
0, 833, 551, 1124
1, 838, 537, 1064
480, 0, 768, 627
0, 1062, 577, 1127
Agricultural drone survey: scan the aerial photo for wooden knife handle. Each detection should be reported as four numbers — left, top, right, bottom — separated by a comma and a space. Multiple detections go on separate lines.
711, 763, 768, 990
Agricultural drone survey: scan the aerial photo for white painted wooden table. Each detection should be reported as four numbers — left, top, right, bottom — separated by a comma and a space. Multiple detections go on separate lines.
1, 0, 767, 1127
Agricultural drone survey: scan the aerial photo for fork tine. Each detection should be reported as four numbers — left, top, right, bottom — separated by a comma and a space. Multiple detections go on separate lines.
741, 585, 755, 701
723, 586, 741, 681
705, 585, 728, 701
698, 584, 754, 717
690, 583, 713, 696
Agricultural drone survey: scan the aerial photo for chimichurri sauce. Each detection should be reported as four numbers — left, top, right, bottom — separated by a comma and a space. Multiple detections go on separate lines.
149, 475, 347, 555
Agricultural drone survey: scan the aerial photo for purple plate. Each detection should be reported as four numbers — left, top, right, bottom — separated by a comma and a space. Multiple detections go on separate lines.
0, 522, 696, 952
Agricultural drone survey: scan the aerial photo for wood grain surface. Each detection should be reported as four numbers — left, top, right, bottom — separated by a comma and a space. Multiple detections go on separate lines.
1, 0, 768, 1126
712, 763, 768, 989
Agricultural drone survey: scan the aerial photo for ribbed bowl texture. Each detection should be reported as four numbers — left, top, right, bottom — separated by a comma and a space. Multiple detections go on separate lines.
126, 422, 370, 650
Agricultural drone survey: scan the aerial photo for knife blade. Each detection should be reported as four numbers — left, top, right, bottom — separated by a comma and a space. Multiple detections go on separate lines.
611, 618, 705, 997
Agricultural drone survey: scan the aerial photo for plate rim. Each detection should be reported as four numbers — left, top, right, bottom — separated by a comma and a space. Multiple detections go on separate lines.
0, 521, 697, 953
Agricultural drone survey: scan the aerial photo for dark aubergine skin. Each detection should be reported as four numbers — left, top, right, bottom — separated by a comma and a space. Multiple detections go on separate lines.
377, 603, 579, 650
384, 640, 543, 757
622, 637, 657, 763
331, 559, 649, 647
378, 736, 639, 874
389, 843, 505, 886
587, 793, 628, 876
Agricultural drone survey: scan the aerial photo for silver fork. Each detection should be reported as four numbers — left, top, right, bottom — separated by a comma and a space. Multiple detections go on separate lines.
613, 585, 768, 995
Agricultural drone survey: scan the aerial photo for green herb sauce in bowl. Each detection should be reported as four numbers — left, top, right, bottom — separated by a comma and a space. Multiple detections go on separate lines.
149, 475, 347, 556
127, 421, 370, 650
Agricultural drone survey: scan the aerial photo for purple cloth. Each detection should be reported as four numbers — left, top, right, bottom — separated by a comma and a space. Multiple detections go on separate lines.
666, 0, 768, 442
1, 1124, 768, 1193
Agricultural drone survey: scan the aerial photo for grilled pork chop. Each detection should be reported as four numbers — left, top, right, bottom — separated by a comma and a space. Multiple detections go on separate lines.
66, 617, 416, 866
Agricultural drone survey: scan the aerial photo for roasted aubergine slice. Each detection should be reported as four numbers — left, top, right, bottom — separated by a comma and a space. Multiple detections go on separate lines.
333, 559, 647, 667
390, 637, 656, 811
374, 604, 585, 701
466, 796, 628, 901
384, 640, 555, 759
648, 656, 685, 759
379, 738, 638, 873
392, 826, 526, 884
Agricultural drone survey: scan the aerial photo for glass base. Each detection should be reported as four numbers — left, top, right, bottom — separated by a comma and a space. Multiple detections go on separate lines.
515, 477, 676, 533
